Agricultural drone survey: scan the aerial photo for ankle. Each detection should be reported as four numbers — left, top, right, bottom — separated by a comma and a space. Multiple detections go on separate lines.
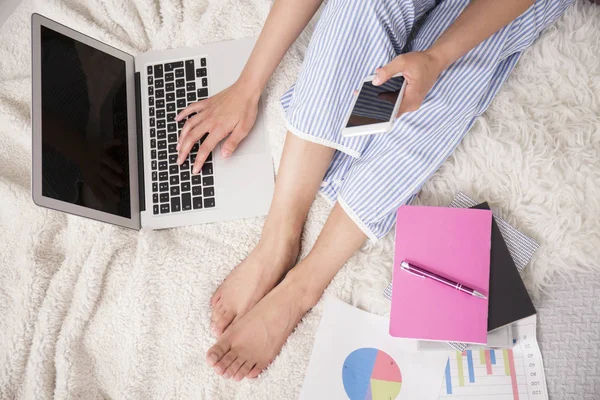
258, 226, 301, 255
283, 267, 324, 313
261, 210, 305, 246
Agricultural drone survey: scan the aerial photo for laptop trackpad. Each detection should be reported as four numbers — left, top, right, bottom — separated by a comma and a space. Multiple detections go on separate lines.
231, 128, 265, 156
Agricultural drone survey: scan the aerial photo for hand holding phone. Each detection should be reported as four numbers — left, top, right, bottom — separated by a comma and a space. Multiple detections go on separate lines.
341, 73, 406, 137
373, 51, 446, 114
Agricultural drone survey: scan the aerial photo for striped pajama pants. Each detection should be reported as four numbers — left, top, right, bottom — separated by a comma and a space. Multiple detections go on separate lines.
280, 0, 572, 241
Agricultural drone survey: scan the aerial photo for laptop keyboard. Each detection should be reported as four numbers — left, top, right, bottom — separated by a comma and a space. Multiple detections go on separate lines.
146, 58, 215, 215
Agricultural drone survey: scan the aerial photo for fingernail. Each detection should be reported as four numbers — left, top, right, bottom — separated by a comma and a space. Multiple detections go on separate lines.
193, 166, 200, 175
177, 157, 182, 165
175, 115, 181, 121
222, 149, 231, 158
372, 76, 381, 85
176, 144, 180, 151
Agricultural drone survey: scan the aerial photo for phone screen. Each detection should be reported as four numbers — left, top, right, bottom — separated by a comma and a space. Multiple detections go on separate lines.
346, 76, 405, 128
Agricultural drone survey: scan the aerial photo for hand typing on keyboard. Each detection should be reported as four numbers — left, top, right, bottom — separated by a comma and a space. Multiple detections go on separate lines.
175, 79, 260, 175
147, 59, 218, 214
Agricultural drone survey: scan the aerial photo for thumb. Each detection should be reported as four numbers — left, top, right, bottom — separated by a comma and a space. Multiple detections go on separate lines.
221, 124, 247, 158
372, 55, 405, 86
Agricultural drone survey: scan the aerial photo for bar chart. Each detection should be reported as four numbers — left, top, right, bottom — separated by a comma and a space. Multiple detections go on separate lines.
438, 316, 547, 400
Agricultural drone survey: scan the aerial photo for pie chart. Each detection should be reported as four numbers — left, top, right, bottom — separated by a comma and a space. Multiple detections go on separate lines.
342, 348, 402, 400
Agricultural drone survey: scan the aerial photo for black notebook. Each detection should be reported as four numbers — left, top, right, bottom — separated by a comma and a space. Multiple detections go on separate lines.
472, 203, 536, 331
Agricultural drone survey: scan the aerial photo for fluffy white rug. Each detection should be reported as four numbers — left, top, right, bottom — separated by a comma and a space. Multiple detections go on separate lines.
0, 0, 598, 399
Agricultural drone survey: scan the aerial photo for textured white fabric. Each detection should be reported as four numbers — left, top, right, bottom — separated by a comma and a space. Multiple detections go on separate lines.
0, 0, 599, 399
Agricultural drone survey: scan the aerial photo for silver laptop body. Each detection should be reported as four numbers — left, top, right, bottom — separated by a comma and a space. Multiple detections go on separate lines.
31, 14, 274, 230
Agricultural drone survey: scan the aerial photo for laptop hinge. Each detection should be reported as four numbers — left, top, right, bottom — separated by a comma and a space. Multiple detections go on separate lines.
134, 72, 145, 213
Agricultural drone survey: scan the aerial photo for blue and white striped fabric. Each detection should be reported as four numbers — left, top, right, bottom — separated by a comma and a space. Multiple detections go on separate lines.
280, 0, 573, 241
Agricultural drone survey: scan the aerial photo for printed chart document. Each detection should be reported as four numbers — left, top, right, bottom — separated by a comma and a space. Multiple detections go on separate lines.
300, 296, 449, 400
439, 315, 548, 400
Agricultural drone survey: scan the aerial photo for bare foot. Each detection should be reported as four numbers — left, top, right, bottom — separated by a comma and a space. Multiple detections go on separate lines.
210, 234, 300, 337
206, 269, 319, 381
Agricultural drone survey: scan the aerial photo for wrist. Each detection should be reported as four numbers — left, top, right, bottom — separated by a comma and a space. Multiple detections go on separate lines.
424, 46, 453, 73
236, 71, 265, 101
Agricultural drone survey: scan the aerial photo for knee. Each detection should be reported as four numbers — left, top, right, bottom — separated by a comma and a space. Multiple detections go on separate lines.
324, 0, 415, 54
321, 0, 381, 27
308, 0, 392, 58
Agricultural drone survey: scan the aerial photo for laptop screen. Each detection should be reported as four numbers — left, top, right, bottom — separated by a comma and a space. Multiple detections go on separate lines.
40, 25, 132, 219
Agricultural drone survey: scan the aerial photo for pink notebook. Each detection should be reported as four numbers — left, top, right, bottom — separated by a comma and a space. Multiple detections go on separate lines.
390, 205, 492, 344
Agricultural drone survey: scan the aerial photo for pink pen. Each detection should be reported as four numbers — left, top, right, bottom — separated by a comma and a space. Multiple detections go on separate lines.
400, 261, 487, 299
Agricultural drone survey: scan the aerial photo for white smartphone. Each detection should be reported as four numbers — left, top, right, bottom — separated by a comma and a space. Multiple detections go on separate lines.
341, 73, 406, 137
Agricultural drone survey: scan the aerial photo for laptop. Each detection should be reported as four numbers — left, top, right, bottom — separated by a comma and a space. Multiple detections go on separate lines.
31, 14, 274, 230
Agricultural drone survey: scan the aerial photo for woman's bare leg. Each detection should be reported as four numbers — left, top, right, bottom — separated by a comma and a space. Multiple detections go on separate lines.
209, 133, 335, 336
206, 202, 367, 380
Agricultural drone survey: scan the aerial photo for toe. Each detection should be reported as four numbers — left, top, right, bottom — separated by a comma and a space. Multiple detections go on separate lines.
213, 310, 236, 336
210, 289, 222, 307
233, 362, 254, 382
206, 341, 231, 367
214, 350, 238, 375
247, 365, 264, 379
223, 357, 245, 379
210, 306, 225, 335
211, 302, 225, 317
